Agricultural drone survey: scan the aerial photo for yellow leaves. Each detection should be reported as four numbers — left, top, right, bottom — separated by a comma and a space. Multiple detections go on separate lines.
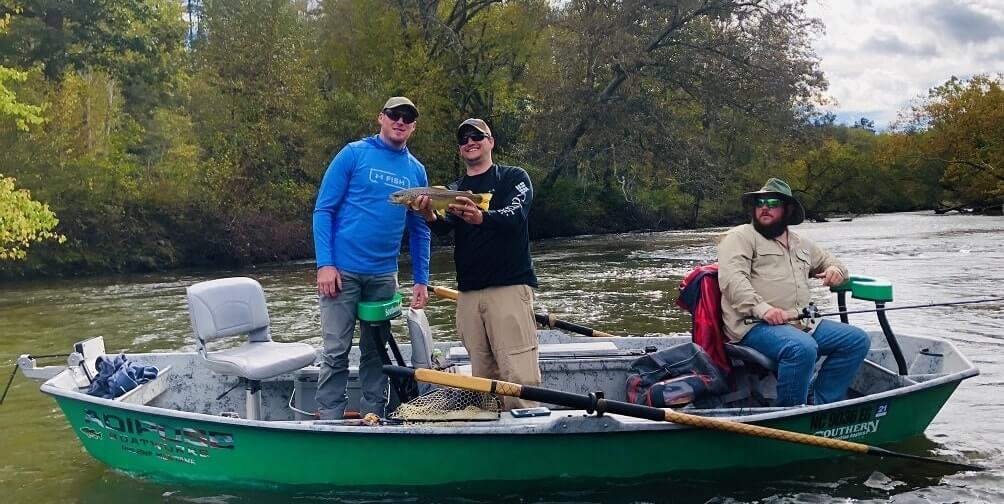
913, 74, 1004, 202
0, 175, 65, 261
0, 66, 45, 131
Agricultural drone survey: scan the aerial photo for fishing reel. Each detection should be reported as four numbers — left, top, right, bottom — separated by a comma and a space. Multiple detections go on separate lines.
800, 302, 822, 334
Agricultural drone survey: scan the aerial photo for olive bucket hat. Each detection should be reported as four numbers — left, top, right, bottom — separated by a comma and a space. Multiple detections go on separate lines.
741, 177, 805, 225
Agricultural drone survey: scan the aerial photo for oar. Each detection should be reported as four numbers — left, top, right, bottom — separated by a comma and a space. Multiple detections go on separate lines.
383, 365, 985, 472
430, 286, 616, 337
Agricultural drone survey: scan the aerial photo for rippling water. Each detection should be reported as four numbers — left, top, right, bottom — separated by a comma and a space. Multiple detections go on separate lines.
1, 212, 1002, 503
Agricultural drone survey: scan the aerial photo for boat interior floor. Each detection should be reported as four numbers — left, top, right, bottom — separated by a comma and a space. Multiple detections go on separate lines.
33, 329, 972, 426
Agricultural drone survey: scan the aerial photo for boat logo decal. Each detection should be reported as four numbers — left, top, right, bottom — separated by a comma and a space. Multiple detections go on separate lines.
810, 404, 883, 440
79, 426, 103, 440
83, 408, 235, 464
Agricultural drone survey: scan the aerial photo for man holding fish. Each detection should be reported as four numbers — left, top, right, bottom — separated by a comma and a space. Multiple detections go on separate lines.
405, 118, 541, 410
312, 96, 431, 420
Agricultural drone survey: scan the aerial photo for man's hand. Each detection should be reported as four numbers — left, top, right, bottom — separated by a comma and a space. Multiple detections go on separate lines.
411, 284, 429, 309
412, 195, 437, 222
763, 307, 790, 325
814, 266, 845, 287
317, 266, 342, 298
448, 196, 484, 225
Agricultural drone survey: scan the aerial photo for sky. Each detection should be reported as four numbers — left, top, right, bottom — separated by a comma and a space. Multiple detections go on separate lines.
804, 0, 1004, 129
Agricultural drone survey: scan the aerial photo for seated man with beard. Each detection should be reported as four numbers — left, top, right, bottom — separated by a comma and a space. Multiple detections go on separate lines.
717, 177, 870, 407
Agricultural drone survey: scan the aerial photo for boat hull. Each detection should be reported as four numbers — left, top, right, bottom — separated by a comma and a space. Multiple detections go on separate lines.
52, 379, 963, 488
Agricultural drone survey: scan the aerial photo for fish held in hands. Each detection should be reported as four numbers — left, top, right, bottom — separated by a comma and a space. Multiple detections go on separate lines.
389, 187, 492, 212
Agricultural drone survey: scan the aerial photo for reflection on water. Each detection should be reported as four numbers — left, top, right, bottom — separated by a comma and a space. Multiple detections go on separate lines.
2, 212, 1003, 503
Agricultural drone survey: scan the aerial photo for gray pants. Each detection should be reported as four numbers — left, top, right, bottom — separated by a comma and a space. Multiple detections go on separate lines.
316, 270, 398, 419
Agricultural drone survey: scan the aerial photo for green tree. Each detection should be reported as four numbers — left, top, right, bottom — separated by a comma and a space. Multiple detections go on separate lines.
901, 74, 1004, 206
0, 0, 187, 114
0, 66, 43, 130
0, 174, 64, 260
0, 10, 60, 261
533, 0, 825, 192
190, 0, 319, 262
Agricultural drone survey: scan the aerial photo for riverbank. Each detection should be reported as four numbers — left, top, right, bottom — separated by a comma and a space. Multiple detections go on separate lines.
0, 206, 955, 281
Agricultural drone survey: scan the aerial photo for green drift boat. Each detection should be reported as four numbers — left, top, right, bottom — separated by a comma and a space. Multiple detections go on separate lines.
16, 275, 978, 488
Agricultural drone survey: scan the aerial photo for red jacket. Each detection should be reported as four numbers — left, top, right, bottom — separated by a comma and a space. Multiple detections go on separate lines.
676, 263, 731, 374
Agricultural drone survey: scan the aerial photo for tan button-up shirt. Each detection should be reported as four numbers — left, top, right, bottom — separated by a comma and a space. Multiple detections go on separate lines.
717, 224, 847, 342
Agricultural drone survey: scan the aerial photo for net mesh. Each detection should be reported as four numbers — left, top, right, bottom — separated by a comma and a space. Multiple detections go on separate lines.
390, 387, 502, 422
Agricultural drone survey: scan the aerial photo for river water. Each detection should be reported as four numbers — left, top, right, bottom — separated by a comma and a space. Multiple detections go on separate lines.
1, 212, 1002, 503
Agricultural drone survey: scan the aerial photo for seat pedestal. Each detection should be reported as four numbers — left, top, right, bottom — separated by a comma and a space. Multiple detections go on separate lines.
245, 380, 262, 420
360, 320, 417, 406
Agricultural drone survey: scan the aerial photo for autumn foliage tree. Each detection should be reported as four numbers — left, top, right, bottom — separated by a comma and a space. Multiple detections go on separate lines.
0, 1, 1000, 277
899, 74, 1004, 206
0, 10, 62, 261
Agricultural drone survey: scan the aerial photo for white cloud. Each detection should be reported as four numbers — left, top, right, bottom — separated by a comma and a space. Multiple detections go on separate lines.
806, 0, 1004, 128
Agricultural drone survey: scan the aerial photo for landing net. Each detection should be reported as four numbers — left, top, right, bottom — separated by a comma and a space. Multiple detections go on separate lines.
390, 387, 501, 422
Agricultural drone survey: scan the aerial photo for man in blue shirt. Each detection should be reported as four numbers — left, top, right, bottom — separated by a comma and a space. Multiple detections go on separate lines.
312, 96, 431, 420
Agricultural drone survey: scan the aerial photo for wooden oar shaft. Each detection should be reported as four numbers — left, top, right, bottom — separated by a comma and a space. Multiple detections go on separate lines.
408, 368, 865, 453
386, 366, 983, 472
431, 286, 460, 301
534, 313, 615, 338
431, 286, 615, 337
661, 409, 867, 454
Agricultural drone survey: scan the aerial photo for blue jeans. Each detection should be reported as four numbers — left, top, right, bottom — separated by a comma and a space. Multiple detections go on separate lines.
316, 270, 398, 419
739, 320, 870, 406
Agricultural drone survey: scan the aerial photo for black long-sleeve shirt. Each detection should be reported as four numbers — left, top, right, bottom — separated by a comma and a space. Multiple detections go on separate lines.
427, 164, 538, 291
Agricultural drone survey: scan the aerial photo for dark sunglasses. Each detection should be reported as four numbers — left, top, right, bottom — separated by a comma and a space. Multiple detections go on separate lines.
755, 197, 783, 209
383, 108, 416, 124
458, 133, 487, 145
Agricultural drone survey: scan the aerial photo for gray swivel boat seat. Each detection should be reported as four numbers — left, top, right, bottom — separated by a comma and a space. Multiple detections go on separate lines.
186, 277, 317, 419
723, 343, 778, 406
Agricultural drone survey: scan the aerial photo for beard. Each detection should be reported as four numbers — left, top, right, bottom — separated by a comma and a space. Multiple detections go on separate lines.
753, 216, 787, 239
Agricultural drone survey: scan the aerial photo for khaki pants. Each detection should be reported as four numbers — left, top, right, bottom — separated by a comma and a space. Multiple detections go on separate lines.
456, 284, 541, 410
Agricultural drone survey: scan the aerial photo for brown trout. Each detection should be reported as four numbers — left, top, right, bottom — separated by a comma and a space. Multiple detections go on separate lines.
389, 186, 492, 211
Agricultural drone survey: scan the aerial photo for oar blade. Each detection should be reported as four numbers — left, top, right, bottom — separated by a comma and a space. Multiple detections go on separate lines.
868, 446, 985, 472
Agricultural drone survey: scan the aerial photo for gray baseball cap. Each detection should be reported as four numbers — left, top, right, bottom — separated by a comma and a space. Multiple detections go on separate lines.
382, 96, 419, 117
456, 118, 492, 138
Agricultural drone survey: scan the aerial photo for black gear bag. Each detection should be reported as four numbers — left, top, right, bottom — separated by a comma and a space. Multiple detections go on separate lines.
626, 342, 729, 408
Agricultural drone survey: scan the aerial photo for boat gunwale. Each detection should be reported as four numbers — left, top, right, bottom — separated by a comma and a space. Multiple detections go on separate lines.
37, 333, 979, 436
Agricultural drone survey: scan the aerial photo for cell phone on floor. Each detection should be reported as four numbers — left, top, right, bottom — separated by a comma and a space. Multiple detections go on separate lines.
510, 407, 551, 418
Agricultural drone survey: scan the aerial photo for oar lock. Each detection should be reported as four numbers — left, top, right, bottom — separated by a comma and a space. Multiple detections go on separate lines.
585, 390, 607, 417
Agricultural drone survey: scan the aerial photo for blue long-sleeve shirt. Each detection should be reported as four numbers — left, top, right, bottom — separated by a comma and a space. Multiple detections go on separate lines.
313, 135, 430, 285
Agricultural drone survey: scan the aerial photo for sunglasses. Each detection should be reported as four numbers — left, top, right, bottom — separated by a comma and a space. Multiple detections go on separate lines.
383, 108, 416, 124
458, 133, 488, 145
755, 198, 783, 209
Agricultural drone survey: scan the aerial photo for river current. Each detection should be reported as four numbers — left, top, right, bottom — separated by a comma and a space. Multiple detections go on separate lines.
1, 212, 1002, 503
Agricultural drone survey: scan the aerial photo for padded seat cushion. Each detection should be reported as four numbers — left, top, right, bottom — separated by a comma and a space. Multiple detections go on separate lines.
203, 341, 317, 381
725, 343, 777, 371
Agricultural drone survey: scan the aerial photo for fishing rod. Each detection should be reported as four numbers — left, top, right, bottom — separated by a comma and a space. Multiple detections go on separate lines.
798, 296, 1004, 321
745, 296, 1004, 324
